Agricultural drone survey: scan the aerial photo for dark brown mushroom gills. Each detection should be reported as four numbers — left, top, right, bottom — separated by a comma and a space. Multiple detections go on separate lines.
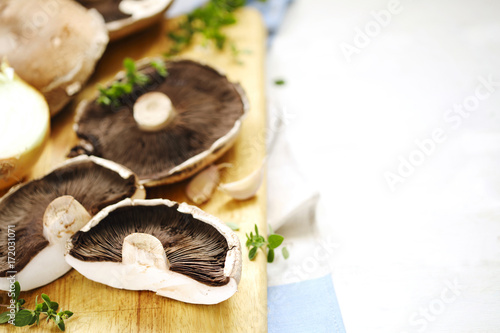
68, 204, 231, 287
0, 160, 138, 277
71, 60, 246, 182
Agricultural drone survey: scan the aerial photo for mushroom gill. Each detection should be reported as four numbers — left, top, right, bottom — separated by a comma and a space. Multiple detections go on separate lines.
69, 204, 231, 287
0, 158, 140, 277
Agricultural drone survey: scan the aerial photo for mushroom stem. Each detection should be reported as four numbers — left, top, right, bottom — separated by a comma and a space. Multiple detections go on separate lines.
122, 233, 170, 271
43, 196, 92, 244
133, 91, 174, 132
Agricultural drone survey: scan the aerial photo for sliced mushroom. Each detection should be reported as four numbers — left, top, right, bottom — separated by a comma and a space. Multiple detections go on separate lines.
0, 60, 50, 190
71, 59, 249, 186
0, 155, 145, 291
65, 198, 242, 304
75, 0, 174, 41
0, 0, 109, 116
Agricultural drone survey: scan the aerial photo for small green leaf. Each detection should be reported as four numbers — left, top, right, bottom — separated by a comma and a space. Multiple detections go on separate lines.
282, 246, 290, 259
251, 235, 266, 248
14, 281, 20, 301
14, 309, 33, 327
248, 246, 258, 260
254, 224, 259, 236
123, 58, 136, 73
41, 294, 51, 306
61, 311, 73, 319
57, 319, 65, 331
18, 298, 25, 306
0, 311, 11, 324
50, 301, 59, 311
268, 234, 284, 249
41, 302, 49, 312
225, 222, 239, 231
245, 234, 252, 247
267, 248, 275, 263
151, 60, 168, 77
35, 302, 44, 312
274, 79, 286, 86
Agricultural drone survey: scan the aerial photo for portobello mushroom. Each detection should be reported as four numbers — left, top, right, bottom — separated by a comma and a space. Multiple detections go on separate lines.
0, 155, 145, 291
66, 198, 242, 304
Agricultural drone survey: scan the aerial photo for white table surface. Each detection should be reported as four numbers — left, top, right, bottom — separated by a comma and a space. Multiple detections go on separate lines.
266, 0, 500, 332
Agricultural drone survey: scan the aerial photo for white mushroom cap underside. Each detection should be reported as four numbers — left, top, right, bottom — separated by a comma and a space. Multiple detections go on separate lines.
0, 242, 70, 291
65, 256, 238, 305
107, 0, 173, 31
66, 198, 242, 303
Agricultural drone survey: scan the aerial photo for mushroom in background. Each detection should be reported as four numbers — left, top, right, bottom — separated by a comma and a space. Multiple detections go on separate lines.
0, 0, 109, 116
75, 0, 174, 41
0, 156, 145, 291
66, 198, 242, 305
0, 61, 50, 190
71, 59, 249, 186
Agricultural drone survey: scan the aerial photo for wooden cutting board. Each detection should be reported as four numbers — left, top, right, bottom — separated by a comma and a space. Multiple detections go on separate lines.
1, 8, 268, 332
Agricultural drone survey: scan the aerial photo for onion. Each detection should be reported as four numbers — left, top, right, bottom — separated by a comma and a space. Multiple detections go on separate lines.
0, 61, 50, 190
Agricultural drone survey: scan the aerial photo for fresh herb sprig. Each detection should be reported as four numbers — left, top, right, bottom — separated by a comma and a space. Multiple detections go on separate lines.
167, 0, 247, 55
246, 224, 289, 263
97, 58, 167, 107
0, 282, 73, 331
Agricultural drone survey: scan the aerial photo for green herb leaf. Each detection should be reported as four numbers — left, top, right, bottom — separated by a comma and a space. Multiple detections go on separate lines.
50, 301, 59, 312
29, 313, 37, 325
274, 79, 285, 86
57, 319, 65, 331
14, 281, 20, 301
41, 294, 51, 306
61, 311, 73, 319
151, 60, 168, 77
0, 311, 11, 324
166, 0, 247, 56
245, 233, 252, 247
97, 58, 165, 107
282, 246, 289, 259
268, 234, 284, 250
14, 309, 34, 327
4, 283, 74, 330
123, 58, 136, 73
248, 246, 258, 260
245, 224, 287, 262
267, 248, 275, 263
225, 222, 240, 231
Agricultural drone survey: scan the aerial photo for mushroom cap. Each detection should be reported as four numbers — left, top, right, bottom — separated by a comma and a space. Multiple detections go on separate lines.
0, 155, 145, 291
0, 0, 109, 116
72, 59, 249, 186
65, 198, 242, 304
75, 0, 175, 41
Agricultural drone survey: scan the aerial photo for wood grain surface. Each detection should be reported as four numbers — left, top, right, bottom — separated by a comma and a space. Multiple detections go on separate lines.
1, 8, 268, 332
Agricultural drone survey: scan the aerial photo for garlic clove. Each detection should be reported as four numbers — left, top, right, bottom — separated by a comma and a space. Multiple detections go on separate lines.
219, 161, 266, 201
186, 163, 232, 204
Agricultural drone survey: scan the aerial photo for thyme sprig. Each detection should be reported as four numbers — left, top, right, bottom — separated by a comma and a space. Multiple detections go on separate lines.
97, 58, 167, 107
166, 0, 247, 55
0, 282, 73, 331
246, 224, 289, 263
